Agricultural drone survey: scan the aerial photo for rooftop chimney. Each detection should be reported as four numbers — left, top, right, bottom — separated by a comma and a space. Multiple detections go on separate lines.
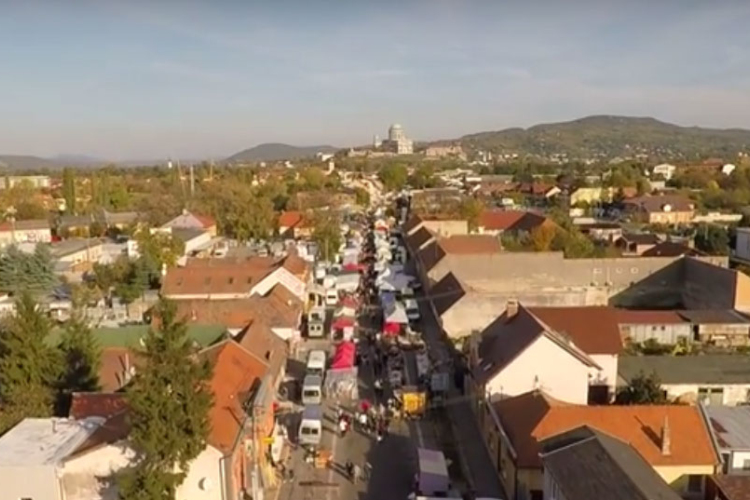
661, 416, 671, 456
506, 299, 519, 321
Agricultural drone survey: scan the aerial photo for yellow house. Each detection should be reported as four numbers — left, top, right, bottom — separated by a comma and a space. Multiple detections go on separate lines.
569, 187, 610, 206
481, 391, 718, 500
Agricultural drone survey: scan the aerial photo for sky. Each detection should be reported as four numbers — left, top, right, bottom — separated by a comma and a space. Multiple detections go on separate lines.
1, 0, 750, 160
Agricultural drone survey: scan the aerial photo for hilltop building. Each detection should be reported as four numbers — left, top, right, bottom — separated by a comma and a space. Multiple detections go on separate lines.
380, 123, 413, 155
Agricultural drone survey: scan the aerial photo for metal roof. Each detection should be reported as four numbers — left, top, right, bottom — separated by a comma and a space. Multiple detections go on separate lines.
619, 355, 750, 385
705, 406, 750, 450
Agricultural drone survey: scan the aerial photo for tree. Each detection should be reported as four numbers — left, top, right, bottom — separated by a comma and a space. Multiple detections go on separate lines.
0, 293, 61, 432
530, 224, 557, 252
458, 197, 484, 232
615, 371, 667, 405
62, 167, 77, 214
311, 212, 342, 263
58, 305, 101, 413
354, 187, 370, 207
117, 300, 212, 500
13, 200, 48, 220
136, 230, 185, 273
410, 164, 435, 189
694, 224, 729, 256
0, 244, 58, 294
378, 164, 408, 191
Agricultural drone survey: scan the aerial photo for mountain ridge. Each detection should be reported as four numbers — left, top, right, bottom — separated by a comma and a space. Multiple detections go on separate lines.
224, 143, 339, 163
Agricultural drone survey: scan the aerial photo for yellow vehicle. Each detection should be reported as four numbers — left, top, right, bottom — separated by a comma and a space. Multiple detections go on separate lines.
401, 386, 427, 419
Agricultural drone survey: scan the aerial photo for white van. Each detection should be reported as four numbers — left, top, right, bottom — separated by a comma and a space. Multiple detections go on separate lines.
306, 350, 327, 377
302, 375, 323, 405
325, 288, 339, 307
298, 405, 323, 448
405, 299, 421, 322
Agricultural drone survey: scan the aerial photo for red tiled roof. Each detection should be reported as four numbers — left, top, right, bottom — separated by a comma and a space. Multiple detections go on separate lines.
69, 392, 128, 419
99, 347, 141, 392
494, 390, 718, 468
200, 340, 270, 455
478, 210, 526, 231
193, 213, 217, 228
625, 195, 694, 213
161, 257, 279, 296
527, 306, 623, 355
278, 211, 304, 229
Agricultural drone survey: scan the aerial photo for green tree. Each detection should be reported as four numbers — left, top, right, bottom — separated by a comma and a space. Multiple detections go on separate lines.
458, 197, 484, 232
0, 293, 61, 432
378, 164, 408, 191
136, 230, 186, 272
117, 300, 212, 500
311, 212, 342, 262
694, 224, 729, 255
615, 371, 667, 405
62, 167, 77, 214
410, 164, 435, 189
0, 245, 58, 294
13, 200, 48, 220
354, 187, 370, 207
58, 305, 101, 413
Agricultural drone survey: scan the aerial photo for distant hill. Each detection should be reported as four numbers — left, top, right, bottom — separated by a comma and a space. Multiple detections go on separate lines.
459, 115, 750, 161
225, 143, 339, 163
0, 155, 59, 171
50, 154, 106, 166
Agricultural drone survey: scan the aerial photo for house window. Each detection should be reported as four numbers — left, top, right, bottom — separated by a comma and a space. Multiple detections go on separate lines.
530, 490, 543, 500
698, 387, 724, 406
743, 459, 750, 471
687, 475, 703, 493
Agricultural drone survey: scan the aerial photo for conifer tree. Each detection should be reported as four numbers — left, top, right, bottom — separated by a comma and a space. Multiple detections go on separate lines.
0, 293, 61, 432
118, 299, 212, 500
58, 305, 101, 409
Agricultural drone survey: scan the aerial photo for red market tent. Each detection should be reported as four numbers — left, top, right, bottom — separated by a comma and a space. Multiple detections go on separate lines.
382, 322, 400, 336
332, 316, 356, 330
331, 341, 356, 369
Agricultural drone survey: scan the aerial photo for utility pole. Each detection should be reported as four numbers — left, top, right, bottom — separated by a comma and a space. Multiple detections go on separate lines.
189, 163, 195, 198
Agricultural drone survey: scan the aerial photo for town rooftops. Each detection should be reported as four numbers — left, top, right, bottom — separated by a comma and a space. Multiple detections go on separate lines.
527, 306, 623, 355
0, 417, 103, 466
619, 354, 750, 385
705, 406, 750, 450
50, 238, 103, 258
618, 232, 662, 245
437, 234, 502, 254
625, 194, 694, 213
199, 340, 270, 455
615, 309, 687, 325
0, 218, 50, 231
711, 474, 750, 500
430, 272, 467, 316
540, 426, 682, 500
642, 241, 704, 257
493, 390, 718, 468
678, 309, 750, 324
405, 226, 435, 253
278, 211, 309, 229
171, 227, 208, 243
69, 392, 128, 420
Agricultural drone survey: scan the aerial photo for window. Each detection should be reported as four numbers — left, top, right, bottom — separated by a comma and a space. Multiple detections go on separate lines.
743, 459, 750, 471
530, 490, 543, 500
687, 475, 703, 493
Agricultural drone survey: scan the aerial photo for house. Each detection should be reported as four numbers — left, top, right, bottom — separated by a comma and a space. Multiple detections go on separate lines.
57, 340, 276, 500
653, 163, 677, 180
731, 227, 750, 266
642, 240, 705, 258
481, 390, 718, 500
0, 174, 51, 189
476, 210, 555, 236
162, 209, 218, 237
402, 213, 469, 238
161, 254, 309, 301
618, 355, 750, 406
540, 426, 682, 500
0, 417, 108, 500
577, 221, 623, 243
704, 406, 750, 475
616, 310, 691, 344
0, 218, 52, 246
517, 182, 562, 204
678, 310, 750, 347
615, 232, 662, 255
278, 211, 313, 239
707, 475, 750, 500
236, 317, 289, 388
471, 302, 622, 405
416, 234, 502, 285
624, 195, 695, 225
51, 238, 105, 281
150, 226, 213, 257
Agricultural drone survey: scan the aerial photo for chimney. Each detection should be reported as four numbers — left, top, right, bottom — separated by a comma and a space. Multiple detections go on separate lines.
506, 299, 519, 320
661, 416, 671, 456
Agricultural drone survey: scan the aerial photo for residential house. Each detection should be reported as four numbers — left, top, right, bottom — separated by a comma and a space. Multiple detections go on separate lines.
704, 406, 750, 475
616, 310, 691, 345
568, 187, 616, 206
278, 211, 313, 239
416, 234, 502, 286
482, 390, 718, 500
57, 214, 95, 237
476, 210, 555, 237
615, 232, 663, 255
619, 355, 750, 406
517, 182, 562, 205
707, 475, 750, 500
653, 163, 677, 180
58, 340, 276, 500
624, 195, 695, 225
471, 303, 622, 405
540, 426, 682, 500
0, 174, 51, 189
162, 254, 309, 301
51, 238, 104, 281
162, 209, 218, 237
151, 226, 214, 257
0, 218, 52, 246
403, 213, 469, 238
642, 240, 705, 258
678, 310, 750, 347
577, 221, 623, 243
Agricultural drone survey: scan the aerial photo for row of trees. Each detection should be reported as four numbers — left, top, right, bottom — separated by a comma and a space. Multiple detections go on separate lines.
0, 294, 213, 498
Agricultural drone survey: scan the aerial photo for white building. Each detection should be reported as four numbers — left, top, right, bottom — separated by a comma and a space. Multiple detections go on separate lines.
652, 163, 676, 180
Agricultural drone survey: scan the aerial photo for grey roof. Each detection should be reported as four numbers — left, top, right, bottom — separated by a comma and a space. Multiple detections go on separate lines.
619, 355, 750, 385
430, 272, 465, 316
6, 219, 50, 230
171, 227, 207, 243
678, 309, 750, 325
541, 426, 682, 500
705, 406, 750, 450
50, 238, 103, 258
620, 232, 661, 245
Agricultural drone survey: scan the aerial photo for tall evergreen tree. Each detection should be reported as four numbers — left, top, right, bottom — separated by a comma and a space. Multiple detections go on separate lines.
0, 293, 61, 433
118, 299, 212, 500
0, 244, 57, 294
58, 305, 101, 412
62, 167, 77, 214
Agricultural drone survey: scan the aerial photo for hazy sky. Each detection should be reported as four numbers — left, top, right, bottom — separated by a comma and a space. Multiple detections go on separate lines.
1, 0, 750, 160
